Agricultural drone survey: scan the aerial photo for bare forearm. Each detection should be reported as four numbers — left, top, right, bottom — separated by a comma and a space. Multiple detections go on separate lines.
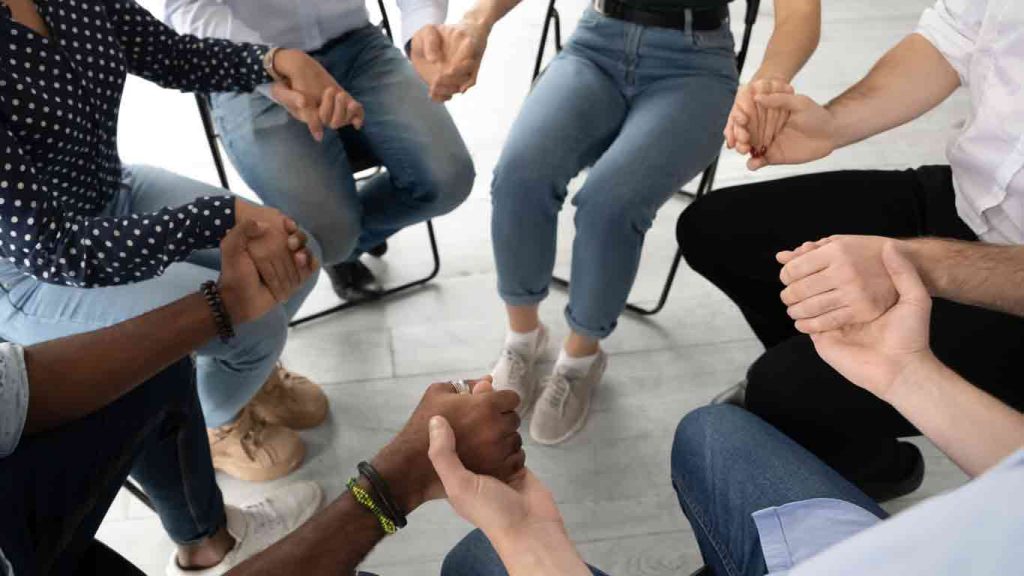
825, 33, 959, 149
494, 525, 591, 576
903, 238, 1024, 317
22, 293, 217, 434
460, 0, 522, 30
751, 0, 820, 83
886, 355, 1024, 477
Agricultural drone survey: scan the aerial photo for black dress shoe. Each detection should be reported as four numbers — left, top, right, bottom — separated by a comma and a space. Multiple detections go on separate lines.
367, 241, 388, 258
326, 260, 383, 301
856, 441, 926, 503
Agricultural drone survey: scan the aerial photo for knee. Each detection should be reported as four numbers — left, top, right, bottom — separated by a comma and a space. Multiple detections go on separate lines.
671, 405, 752, 484
230, 307, 289, 371
420, 149, 475, 218
309, 210, 361, 266
441, 530, 501, 576
491, 146, 566, 214
575, 190, 656, 237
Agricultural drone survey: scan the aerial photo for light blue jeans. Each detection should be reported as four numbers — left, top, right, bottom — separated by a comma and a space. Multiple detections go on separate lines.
493, 8, 737, 339
210, 25, 474, 266
0, 165, 319, 427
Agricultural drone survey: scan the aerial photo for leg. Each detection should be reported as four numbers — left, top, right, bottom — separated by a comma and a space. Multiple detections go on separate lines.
677, 166, 972, 347
0, 360, 223, 574
671, 405, 887, 576
441, 529, 611, 576
210, 90, 362, 266
745, 298, 1024, 488
324, 26, 475, 252
566, 46, 735, 341
490, 49, 626, 321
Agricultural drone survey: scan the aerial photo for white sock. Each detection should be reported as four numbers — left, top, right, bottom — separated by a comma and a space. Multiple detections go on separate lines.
505, 327, 541, 357
556, 348, 599, 374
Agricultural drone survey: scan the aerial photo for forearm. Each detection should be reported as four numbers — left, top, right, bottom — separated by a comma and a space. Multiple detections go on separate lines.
23, 293, 217, 434
751, 0, 820, 83
885, 354, 1024, 477
226, 487, 385, 575
824, 33, 959, 149
493, 525, 591, 576
903, 238, 1024, 317
459, 0, 522, 31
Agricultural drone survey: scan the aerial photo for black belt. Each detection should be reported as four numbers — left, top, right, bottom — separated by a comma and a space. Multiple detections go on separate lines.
593, 0, 728, 31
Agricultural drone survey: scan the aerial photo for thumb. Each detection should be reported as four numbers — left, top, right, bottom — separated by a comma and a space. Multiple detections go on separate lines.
242, 219, 267, 240
470, 375, 494, 394
423, 27, 443, 63
753, 92, 805, 113
428, 416, 474, 494
881, 242, 929, 304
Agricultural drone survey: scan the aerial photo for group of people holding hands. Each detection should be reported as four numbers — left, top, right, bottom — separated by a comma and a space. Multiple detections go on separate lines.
0, 0, 1020, 573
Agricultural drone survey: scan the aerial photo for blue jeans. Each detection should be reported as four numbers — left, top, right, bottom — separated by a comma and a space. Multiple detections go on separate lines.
211, 25, 474, 266
492, 7, 737, 339
0, 166, 319, 427
0, 360, 225, 574
442, 405, 888, 576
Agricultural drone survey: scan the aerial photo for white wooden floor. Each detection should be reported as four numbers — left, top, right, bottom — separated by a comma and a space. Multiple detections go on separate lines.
99, 0, 969, 573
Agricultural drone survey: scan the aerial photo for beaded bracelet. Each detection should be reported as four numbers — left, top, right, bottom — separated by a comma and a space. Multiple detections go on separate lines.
200, 281, 236, 343
347, 478, 397, 535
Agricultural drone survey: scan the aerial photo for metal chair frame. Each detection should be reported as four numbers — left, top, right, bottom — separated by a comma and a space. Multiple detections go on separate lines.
537, 0, 761, 315
195, 0, 441, 329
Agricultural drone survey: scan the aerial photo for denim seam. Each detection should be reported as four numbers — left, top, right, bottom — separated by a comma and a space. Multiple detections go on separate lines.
672, 474, 743, 576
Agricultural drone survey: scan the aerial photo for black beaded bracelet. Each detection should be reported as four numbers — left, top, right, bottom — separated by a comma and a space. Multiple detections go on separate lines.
358, 461, 408, 529
200, 281, 236, 343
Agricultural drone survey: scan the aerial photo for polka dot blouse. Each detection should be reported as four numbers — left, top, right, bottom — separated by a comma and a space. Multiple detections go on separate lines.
0, 0, 271, 287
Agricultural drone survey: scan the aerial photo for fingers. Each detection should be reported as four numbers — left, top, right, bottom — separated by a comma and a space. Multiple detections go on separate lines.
794, 307, 854, 334
318, 86, 338, 127
780, 270, 834, 307
287, 229, 308, 252
347, 99, 365, 130
469, 375, 494, 394
881, 242, 930, 304
779, 247, 832, 286
754, 92, 805, 113
422, 26, 444, 63
427, 416, 476, 494
489, 389, 522, 414
786, 289, 843, 320
502, 411, 522, 432
776, 238, 831, 265
220, 222, 248, 258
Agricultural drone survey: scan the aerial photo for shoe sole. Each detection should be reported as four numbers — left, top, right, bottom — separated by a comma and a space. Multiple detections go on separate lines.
530, 352, 607, 446
212, 441, 306, 483
515, 326, 551, 418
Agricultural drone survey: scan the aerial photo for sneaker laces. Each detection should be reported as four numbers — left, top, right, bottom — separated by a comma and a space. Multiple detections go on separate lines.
501, 348, 528, 386
274, 363, 298, 390
542, 372, 574, 415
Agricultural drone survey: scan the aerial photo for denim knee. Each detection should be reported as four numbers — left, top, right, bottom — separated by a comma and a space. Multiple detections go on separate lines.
672, 405, 751, 484
309, 204, 362, 266
441, 529, 506, 576
426, 148, 475, 217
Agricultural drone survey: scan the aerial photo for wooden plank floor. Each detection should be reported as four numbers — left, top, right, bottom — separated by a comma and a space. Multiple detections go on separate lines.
100, 0, 969, 573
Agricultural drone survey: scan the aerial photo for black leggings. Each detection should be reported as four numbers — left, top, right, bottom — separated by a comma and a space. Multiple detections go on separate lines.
678, 166, 1024, 480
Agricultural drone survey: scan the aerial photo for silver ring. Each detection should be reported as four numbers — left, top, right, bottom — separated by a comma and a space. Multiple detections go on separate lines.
449, 379, 471, 395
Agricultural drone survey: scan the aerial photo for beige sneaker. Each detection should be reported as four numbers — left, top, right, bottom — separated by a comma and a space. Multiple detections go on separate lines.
529, 350, 607, 446
208, 407, 305, 482
249, 364, 329, 430
491, 324, 550, 417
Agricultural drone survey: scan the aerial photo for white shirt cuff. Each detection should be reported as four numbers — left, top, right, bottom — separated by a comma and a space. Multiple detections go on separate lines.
401, 5, 446, 47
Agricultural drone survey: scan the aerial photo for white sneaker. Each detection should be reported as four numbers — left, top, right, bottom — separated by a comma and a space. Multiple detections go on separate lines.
491, 324, 550, 416
166, 481, 324, 575
530, 350, 607, 445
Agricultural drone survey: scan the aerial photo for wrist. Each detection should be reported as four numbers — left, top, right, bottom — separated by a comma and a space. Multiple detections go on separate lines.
882, 350, 941, 406
901, 238, 945, 297
491, 523, 588, 576
461, 9, 495, 35
371, 441, 431, 515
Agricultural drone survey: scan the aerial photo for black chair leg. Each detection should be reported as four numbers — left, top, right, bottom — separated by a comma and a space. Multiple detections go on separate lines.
288, 220, 442, 328
123, 478, 155, 512
551, 246, 684, 317
195, 94, 231, 191
533, 0, 562, 81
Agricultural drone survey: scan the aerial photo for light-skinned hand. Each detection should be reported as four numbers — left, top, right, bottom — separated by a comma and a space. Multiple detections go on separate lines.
725, 78, 794, 157
745, 91, 837, 170
270, 50, 365, 141
218, 220, 317, 325
410, 21, 489, 102
810, 242, 934, 401
778, 234, 899, 334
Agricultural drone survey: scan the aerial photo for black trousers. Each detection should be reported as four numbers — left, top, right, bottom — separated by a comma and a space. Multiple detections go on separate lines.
0, 359, 217, 576
677, 166, 1024, 482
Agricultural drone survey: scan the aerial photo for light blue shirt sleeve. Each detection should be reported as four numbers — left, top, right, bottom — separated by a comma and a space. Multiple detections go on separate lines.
0, 342, 28, 459
755, 449, 1024, 576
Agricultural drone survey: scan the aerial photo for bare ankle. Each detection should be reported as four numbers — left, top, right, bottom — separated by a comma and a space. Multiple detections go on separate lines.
564, 332, 599, 358
176, 526, 235, 570
507, 304, 540, 334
